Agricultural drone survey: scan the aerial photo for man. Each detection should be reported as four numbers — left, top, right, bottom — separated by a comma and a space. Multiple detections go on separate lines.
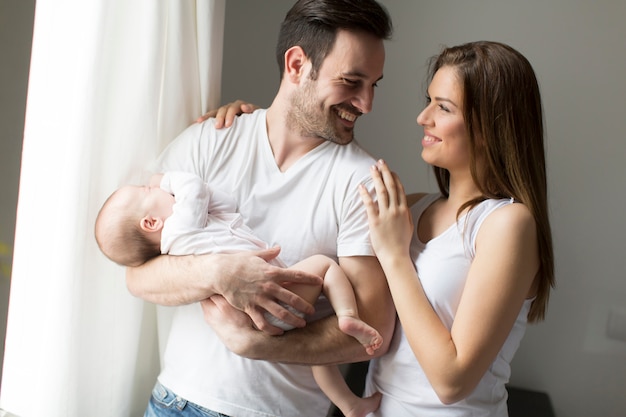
127, 1, 395, 416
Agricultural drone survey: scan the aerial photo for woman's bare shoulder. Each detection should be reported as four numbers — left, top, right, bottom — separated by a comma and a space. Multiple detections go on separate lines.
406, 192, 429, 207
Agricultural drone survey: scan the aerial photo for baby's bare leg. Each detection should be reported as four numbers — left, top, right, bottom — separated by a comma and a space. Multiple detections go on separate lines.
284, 259, 325, 307
291, 255, 382, 355
312, 365, 381, 417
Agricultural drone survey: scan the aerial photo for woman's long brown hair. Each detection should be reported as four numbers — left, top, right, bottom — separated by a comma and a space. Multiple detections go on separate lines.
428, 41, 554, 322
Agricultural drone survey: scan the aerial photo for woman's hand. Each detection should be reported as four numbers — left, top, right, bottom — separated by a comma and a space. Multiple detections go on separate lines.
359, 160, 414, 262
196, 100, 259, 128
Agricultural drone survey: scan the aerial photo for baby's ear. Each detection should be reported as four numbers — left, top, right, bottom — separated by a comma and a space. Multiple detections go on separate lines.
140, 216, 164, 232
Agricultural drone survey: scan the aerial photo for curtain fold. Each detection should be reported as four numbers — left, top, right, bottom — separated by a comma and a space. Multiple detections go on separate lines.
0, 1, 224, 416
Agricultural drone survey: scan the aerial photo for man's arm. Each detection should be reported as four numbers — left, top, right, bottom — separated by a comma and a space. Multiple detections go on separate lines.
202, 255, 396, 365
126, 247, 324, 332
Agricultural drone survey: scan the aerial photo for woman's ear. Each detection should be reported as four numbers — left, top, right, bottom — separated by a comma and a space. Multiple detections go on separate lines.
140, 216, 164, 233
284, 46, 309, 84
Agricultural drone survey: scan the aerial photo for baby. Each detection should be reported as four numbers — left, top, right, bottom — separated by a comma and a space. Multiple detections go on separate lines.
95, 170, 383, 417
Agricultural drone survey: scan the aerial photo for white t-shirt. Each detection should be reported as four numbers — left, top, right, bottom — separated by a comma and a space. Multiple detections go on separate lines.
160, 171, 275, 259
154, 109, 376, 417
364, 194, 532, 417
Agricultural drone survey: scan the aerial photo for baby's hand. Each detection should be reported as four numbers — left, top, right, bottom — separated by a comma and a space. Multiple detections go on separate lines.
149, 173, 164, 188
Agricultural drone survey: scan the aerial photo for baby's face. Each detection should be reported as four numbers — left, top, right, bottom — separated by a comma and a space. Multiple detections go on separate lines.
116, 184, 175, 219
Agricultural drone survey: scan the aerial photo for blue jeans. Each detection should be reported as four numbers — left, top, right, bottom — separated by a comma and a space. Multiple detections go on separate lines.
144, 382, 230, 417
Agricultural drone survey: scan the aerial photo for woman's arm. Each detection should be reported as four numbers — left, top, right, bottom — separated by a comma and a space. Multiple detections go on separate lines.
360, 160, 539, 404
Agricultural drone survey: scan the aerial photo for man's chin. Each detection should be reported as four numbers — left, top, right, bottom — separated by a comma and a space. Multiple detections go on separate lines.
321, 131, 352, 145
334, 128, 355, 145
315, 125, 354, 145
334, 137, 354, 145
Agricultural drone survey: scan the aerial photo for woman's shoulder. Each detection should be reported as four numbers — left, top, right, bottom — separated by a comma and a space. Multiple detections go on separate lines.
483, 200, 534, 228
476, 200, 536, 245
406, 192, 430, 207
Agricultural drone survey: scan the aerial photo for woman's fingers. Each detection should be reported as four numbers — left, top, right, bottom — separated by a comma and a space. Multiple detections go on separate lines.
393, 171, 408, 207
358, 183, 378, 219
195, 100, 258, 127
361, 160, 408, 220
377, 160, 399, 207
370, 162, 389, 209
375, 160, 408, 208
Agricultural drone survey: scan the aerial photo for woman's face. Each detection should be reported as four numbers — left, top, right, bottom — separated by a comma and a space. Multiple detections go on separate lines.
416, 66, 472, 174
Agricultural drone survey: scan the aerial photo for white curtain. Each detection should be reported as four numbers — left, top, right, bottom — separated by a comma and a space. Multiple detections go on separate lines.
0, 1, 224, 416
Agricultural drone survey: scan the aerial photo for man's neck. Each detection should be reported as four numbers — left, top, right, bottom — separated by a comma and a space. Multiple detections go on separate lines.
265, 105, 326, 172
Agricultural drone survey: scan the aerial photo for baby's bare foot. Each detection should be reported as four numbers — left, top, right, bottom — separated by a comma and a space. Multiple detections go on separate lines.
338, 316, 383, 355
342, 391, 382, 417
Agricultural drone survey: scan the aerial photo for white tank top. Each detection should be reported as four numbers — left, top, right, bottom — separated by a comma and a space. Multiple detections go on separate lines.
365, 193, 533, 416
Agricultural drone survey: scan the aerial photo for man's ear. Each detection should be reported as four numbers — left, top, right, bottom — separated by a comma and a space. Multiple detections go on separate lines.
140, 216, 164, 233
284, 46, 309, 83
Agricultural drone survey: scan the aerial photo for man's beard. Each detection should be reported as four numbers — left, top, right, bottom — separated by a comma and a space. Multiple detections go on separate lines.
287, 78, 355, 145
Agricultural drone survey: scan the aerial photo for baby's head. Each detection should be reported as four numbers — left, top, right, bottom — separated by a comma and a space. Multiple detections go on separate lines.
95, 184, 174, 267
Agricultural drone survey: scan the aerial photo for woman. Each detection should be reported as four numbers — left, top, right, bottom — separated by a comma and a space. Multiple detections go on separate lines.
359, 41, 554, 415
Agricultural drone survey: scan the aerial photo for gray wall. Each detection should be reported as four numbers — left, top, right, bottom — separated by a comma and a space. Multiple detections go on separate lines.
0, 0, 35, 386
221, 1, 626, 417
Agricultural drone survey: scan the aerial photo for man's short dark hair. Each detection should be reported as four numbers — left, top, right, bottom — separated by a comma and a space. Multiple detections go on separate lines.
276, 0, 393, 79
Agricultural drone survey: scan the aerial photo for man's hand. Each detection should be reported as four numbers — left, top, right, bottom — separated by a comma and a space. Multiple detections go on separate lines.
207, 255, 396, 366
201, 295, 273, 351
126, 247, 322, 324
196, 100, 259, 128
215, 247, 323, 332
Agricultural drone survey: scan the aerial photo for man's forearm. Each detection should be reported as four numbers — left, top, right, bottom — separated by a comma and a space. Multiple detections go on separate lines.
128, 248, 326, 330
126, 253, 220, 306
225, 257, 397, 365
233, 315, 379, 365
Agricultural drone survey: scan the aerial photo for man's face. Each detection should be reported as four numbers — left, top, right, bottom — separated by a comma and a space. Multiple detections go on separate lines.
287, 30, 385, 145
